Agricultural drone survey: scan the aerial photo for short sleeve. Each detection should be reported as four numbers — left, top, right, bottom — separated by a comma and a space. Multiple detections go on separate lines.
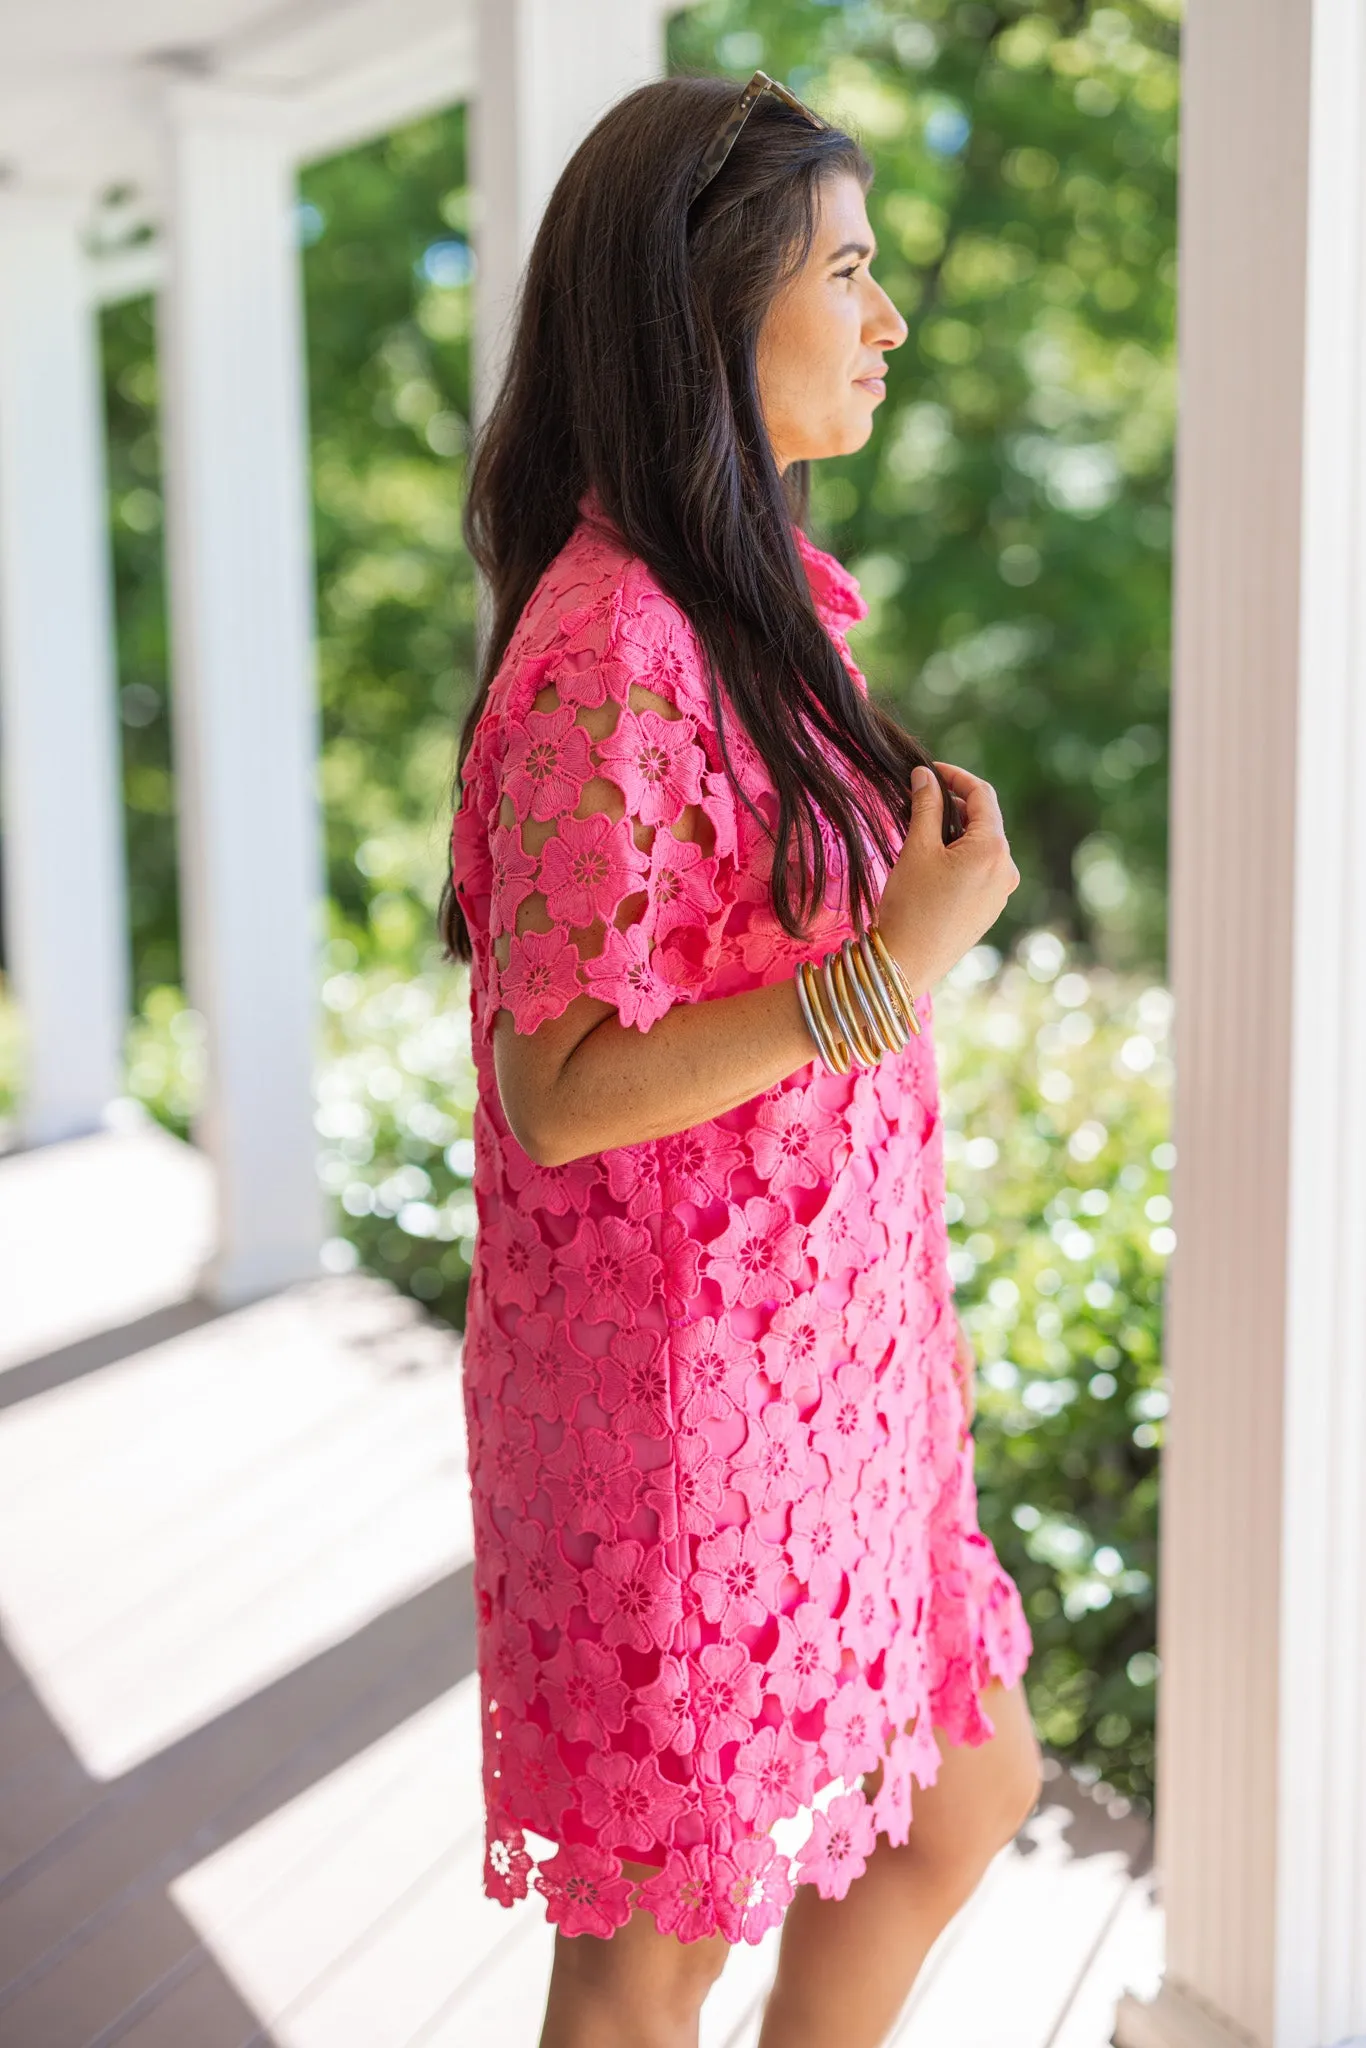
483, 590, 733, 1037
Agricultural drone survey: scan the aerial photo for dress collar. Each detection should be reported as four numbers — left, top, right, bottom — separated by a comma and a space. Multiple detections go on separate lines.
575, 489, 867, 629
792, 525, 868, 631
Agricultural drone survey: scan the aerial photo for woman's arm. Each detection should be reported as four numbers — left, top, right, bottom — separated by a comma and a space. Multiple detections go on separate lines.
495, 760, 1017, 1166
495, 973, 817, 1166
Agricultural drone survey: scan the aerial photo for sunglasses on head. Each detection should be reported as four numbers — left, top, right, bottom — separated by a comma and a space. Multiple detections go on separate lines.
687, 69, 831, 208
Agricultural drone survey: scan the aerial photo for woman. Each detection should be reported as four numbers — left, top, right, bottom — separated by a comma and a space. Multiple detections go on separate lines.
443, 71, 1039, 2048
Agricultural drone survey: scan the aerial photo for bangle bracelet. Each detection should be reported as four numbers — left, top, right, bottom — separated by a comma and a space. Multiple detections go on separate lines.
821, 952, 860, 1069
852, 932, 909, 1052
868, 925, 921, 1037
797, 958, 846, 1075
795, 925, 922, 1076
803, 958, 850, 1075
833, 948, 879, 1067
839, 937, 889, 1063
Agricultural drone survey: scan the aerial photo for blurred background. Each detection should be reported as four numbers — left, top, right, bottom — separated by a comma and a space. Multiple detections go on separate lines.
0, 0, 1177, 1815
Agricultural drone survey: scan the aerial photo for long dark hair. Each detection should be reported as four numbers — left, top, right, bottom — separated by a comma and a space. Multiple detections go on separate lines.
439, 74, 948, 963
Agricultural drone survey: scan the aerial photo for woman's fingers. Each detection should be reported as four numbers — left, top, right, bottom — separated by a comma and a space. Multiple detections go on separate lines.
934, 760, 1005, 837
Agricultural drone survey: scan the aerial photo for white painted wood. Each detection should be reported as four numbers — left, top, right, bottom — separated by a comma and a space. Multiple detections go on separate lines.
1126, 2, 1366, 2044
1274, 4, 1366, 2036
0, 1126, 212, 1374
0, 192, 129, 1145
0, 1272, 466, 1782
893, 1807, 1137, 2048
157, 82, 326, 1306
1050, 1876, 1163, 2048
1116, 1981, 1258, 2048
471, 0, 672, 416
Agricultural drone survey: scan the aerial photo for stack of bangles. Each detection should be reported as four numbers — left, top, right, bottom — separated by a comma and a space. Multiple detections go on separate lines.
794, 927, 922, 1077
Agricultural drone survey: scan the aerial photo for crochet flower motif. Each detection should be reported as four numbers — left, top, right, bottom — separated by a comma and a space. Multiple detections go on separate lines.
498, 927, 583, 1032
486, 1208, 555, 1314
584, 920, 673, 1030
672, 1315, 736, 1424
597, 705, 705, 826
488, 826, 541, 930
705, 1196, 807, 1310
543, 1426, 643, 1539
767, 1599, 841, 1715
585, 1538, 683, 1653
731, 1722, 818, 1830
456, 503, 1032, 1946
633, 1653, 696, 1755
646, 831, 723, 942
713, 1835, 795, 1944
502, 703, 596, 821
785, 1487, 845, 1610
538, 811, 649, 927
580, 1751, 691, 1853
749, 1088, 847, 1193
552, 1214, 659, 1324
597, 1327, 669, 1432
540, 1636, 629, 1745
634, 1847, 717, 1944
822, 1679, 885, 1779
758, 1297, 833, 1406
504, 1520, 579, 1632
536, 1842, 636, 1938
733, 1399, 814, 1514
694, 1523, 786, 1631
690, 1641, 764, 1752
795, 1789, 878, 1901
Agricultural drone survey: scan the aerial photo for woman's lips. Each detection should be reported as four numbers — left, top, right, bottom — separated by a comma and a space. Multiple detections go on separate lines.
854, 375, 886, 398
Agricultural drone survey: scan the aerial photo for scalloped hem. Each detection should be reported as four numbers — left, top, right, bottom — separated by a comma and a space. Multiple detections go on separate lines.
481, 1603, 1031, 1946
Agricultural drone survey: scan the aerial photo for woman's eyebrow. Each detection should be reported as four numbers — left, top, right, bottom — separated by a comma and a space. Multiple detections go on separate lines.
827, 239, 876, 264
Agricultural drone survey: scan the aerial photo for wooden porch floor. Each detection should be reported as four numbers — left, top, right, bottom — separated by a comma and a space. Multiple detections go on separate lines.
0, 1126, 1163, 2047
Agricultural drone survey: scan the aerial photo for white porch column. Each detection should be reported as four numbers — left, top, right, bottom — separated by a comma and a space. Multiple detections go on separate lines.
1116, 4, 1366, 2046
471, 0, 673, 414
0, 194, 128, 1144
158, 85, 325, 1306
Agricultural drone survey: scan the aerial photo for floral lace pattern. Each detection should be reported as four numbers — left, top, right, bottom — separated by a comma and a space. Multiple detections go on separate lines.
452, 503, 1030, 1944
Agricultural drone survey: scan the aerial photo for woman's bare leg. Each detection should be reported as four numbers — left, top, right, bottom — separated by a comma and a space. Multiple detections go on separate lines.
538, 1860, 731, 2048
755, 1682, 1042, 2048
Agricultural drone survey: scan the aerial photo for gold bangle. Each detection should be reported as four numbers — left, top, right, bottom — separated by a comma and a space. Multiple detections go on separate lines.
820, 952, 859, 1069
813, 957, 854, 1073
852, 932, 908, 1052
796, 958, 846, 1075
804, 958, 850, 1074
840, 936, 894, 1059
856, 929, 910, 1050
831, 947, 879, 1067
868, 925, 921, 1037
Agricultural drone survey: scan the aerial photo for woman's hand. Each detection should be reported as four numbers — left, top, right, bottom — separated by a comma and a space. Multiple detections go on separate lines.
877, 761, 1020, 993
953, 1313, 977, 1441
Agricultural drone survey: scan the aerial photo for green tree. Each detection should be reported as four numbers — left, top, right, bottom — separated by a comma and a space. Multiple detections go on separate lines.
671, 0, 1178, 972
100, 107, 473, 1005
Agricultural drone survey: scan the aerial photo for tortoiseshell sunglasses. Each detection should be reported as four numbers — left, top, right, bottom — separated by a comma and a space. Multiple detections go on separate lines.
686, 69, 831, 207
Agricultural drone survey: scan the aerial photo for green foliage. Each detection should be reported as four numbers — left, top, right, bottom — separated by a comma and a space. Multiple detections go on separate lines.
0, 975, 25, 1149
300, 109, 477, 971
102, 296, 178, 997
100, 109, 474, 1003
935, 928, 1169, 1804
671, 0, 1178, 970
311, 943, 477, 1325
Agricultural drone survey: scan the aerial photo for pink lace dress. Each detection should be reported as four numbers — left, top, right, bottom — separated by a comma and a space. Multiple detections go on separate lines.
452, 502, 1030, 1945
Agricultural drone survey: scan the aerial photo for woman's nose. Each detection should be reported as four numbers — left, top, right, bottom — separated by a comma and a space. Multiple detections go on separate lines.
868, 283, 909, 351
